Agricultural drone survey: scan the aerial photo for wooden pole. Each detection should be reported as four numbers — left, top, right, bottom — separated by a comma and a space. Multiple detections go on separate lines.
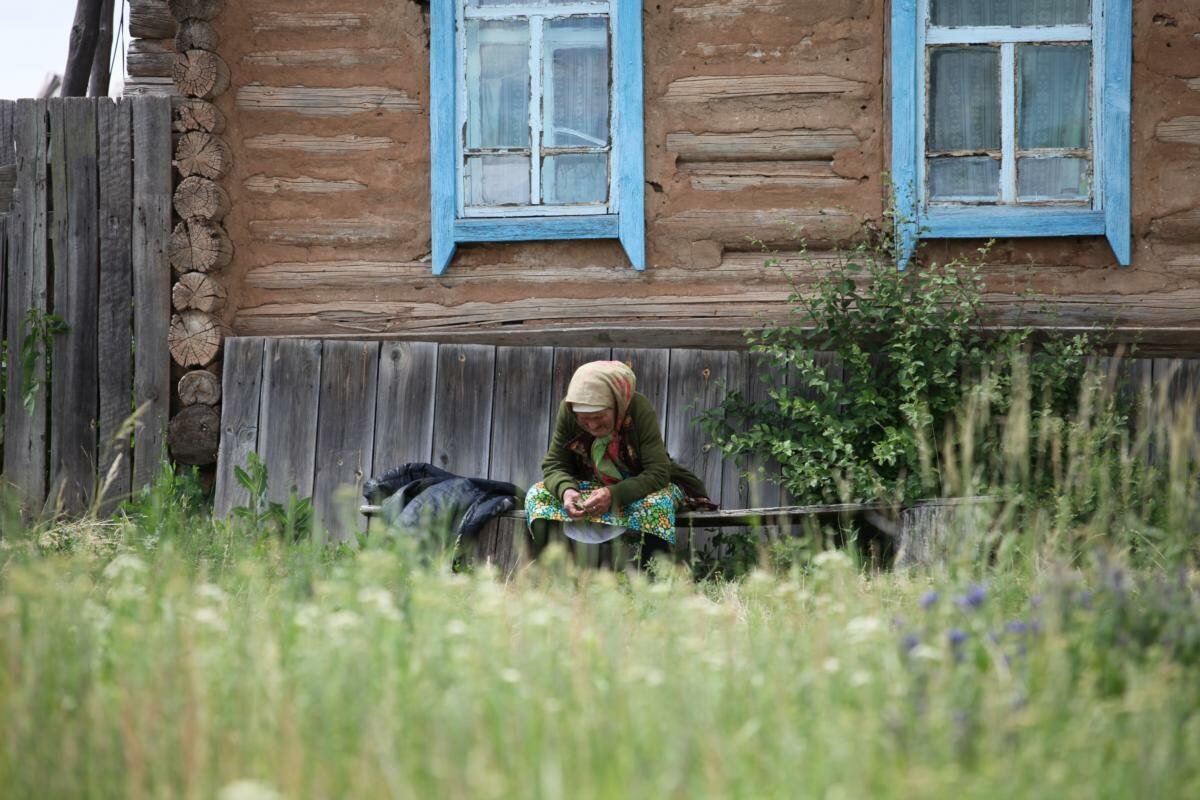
88, 0, 117, 97
63, 0, 105, 96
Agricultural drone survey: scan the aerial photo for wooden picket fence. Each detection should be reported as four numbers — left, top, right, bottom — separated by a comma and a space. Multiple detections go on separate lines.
0, 96, 173, 518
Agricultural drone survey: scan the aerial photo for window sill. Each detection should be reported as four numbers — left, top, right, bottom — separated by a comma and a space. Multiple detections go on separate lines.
453, 214, 619, 242
920, 206, 1105, 239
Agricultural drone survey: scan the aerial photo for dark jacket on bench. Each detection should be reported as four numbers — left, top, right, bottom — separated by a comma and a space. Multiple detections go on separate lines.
542, 392, 711, 510
363, 463, 519, 540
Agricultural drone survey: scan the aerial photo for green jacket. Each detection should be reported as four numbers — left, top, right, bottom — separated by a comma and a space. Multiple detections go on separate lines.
541, 392, 710, 510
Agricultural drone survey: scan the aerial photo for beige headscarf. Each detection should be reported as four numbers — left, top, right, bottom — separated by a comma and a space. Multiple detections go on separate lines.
564, 360, 637, 420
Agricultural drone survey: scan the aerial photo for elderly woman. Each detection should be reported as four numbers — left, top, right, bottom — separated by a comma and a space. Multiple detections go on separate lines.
524, 360, 715, 565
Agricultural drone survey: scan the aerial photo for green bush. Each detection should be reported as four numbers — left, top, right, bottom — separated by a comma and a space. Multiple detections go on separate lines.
701, 227, 1112, 509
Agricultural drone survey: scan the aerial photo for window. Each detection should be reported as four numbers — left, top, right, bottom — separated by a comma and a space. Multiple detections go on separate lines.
890, 0, 1131, 265
430, 0, 645, 275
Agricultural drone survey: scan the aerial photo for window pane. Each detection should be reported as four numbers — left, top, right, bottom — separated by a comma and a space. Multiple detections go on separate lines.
928, 156, 999, 200
543, 17, 610, 148
929, 47, 1000, 153
1018, 156, 1089, 199
931, 0, 1089, 26
465, 155, 530, 206
1018, 44, 1090, 150
543, 153, 608, 204
465, 20, 530, 150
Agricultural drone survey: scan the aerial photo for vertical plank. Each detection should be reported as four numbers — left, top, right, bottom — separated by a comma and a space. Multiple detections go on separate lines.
214, 337, 265, 518
96, 98, 134, 513
372, 341, 438, 473
489, 346, 553, 490
431, 344, 495, 477
313, 340, 380, 541
3, 99, 50, 516
130, 95, 173, 489
719, 350, 749, 510
429, 0, 456, 274
745, 351, 784, 508
665, 348, 729, 557
890, 0, 920, 266
49, 98, 100, 514
612, 347, 669, 423
547, 346, 612, 443
46, 99, 69, 509
258, 338, 322, 505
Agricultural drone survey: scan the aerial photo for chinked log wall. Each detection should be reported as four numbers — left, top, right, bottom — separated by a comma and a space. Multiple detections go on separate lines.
185, 1, 1200, 351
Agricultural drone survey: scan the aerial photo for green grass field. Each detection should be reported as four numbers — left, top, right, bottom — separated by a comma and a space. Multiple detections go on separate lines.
1, 370, 1198, 799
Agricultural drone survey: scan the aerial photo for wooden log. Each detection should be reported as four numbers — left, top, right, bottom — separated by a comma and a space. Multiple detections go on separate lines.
122, 77, 181, 99
173, 98, 225, 134
247, 217, 412, 247
1156, 116, 1200, 146
169, 218, 232, 273
684, 161, 857, 192
664, 74, 864, 102
169, 309, 223, 367
167, 0, 224, 22
666, 130, 860, 163
174, 130, 232, 179
131, 96, 173, 490
235, 84, 420, 116
178, 368, 221, 405
168, 404, 220, 465
175, 18, 219, 52
313, 340, 380, 540
214, 337, 265, 516
243, 133, 394, 154
241, 48, 402, 68
259, 338, 322, 504
172, 270, 226, 312
130, 0, 175, 38
657, 207, 857, 248
127, 38, 175, 78
243, 174, 367, 194
174, 175, 230, 220
173, 50, 230, 100
251, 11, 366, 33
371, 341, 437, 474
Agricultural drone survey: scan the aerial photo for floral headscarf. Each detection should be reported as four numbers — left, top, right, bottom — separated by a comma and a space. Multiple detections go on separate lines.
564, 360, 637, 420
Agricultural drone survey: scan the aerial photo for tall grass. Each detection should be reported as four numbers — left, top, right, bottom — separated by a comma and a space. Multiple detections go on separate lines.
0, 358, 1197, 799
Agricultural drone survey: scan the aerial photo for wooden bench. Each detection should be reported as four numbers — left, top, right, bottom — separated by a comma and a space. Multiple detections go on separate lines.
359, 498, 992, 572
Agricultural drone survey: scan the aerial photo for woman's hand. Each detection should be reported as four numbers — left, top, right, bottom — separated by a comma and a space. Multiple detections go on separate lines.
562, 489, 586, 519
581, 487, 612, 516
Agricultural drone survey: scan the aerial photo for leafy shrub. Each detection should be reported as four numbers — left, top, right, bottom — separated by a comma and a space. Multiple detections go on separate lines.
700, 226, 1111, 508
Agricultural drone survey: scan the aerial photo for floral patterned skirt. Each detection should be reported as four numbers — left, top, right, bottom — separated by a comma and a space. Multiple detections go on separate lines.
524, 480, 684, 544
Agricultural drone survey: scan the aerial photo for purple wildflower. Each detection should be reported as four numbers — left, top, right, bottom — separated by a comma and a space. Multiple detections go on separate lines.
948, 628, 968, 648
1030, 594, 1043, 609
901, 633, 920, 654
1005, 620, 1029, 636
957, 584, 987, 611
920, 591, 939, 610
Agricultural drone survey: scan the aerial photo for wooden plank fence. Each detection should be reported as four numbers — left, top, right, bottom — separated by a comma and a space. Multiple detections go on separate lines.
0, 97, 173, 518
214, 337, 1200, 545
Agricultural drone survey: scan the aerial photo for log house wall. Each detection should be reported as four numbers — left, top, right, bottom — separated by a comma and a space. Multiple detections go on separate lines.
173, 1, 1200, 351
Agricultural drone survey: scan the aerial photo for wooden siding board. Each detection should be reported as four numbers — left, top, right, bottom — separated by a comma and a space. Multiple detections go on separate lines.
548, 347, 614, 444
615, 0, 646, 270
258, 338, 323, 504
4, 100, 49, 515
313, 340, 380, 541
131, 96, 173, 490
96, 98, 134, 513
1102, 0, 1133, 265
666, 348, 730, 555
612, 348, 670, 424
744, 352, 784, 508
214, 337, 265, 518
720, 350, 749, 510
49, 98, 100, 514
431, 344, 496, 478
489, 346, 554, 490
372, 341, 438, 475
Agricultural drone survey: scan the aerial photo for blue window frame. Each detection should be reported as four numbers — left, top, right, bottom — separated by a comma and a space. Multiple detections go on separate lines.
890, 0, 1131, 266
430, 0, 645, 275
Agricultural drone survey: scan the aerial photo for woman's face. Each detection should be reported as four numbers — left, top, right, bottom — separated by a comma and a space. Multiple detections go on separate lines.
574, 408, 616, 438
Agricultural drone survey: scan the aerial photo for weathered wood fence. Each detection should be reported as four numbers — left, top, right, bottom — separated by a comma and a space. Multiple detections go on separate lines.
0, 97, 173, 518
212, 337, 1200, 544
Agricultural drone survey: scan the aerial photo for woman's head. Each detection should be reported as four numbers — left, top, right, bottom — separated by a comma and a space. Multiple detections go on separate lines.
565, 360, 637, 435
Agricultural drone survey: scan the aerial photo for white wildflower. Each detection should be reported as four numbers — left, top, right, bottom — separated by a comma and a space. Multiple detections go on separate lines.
845, 616, 885, 643
102, 553, 146, 581
912, 645, 943, 662
218, 780, 283, 800
192, 606, 226, 631
813, 550, 852, 570
822, 657, 841, 674
500, 668, 521, 684
357, 587, 402, 621
326, 610, 361, 634
850, 670, 871, 687
194, 583, 227, 606
445, 619, 468, 637
293, 604, 319, 630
